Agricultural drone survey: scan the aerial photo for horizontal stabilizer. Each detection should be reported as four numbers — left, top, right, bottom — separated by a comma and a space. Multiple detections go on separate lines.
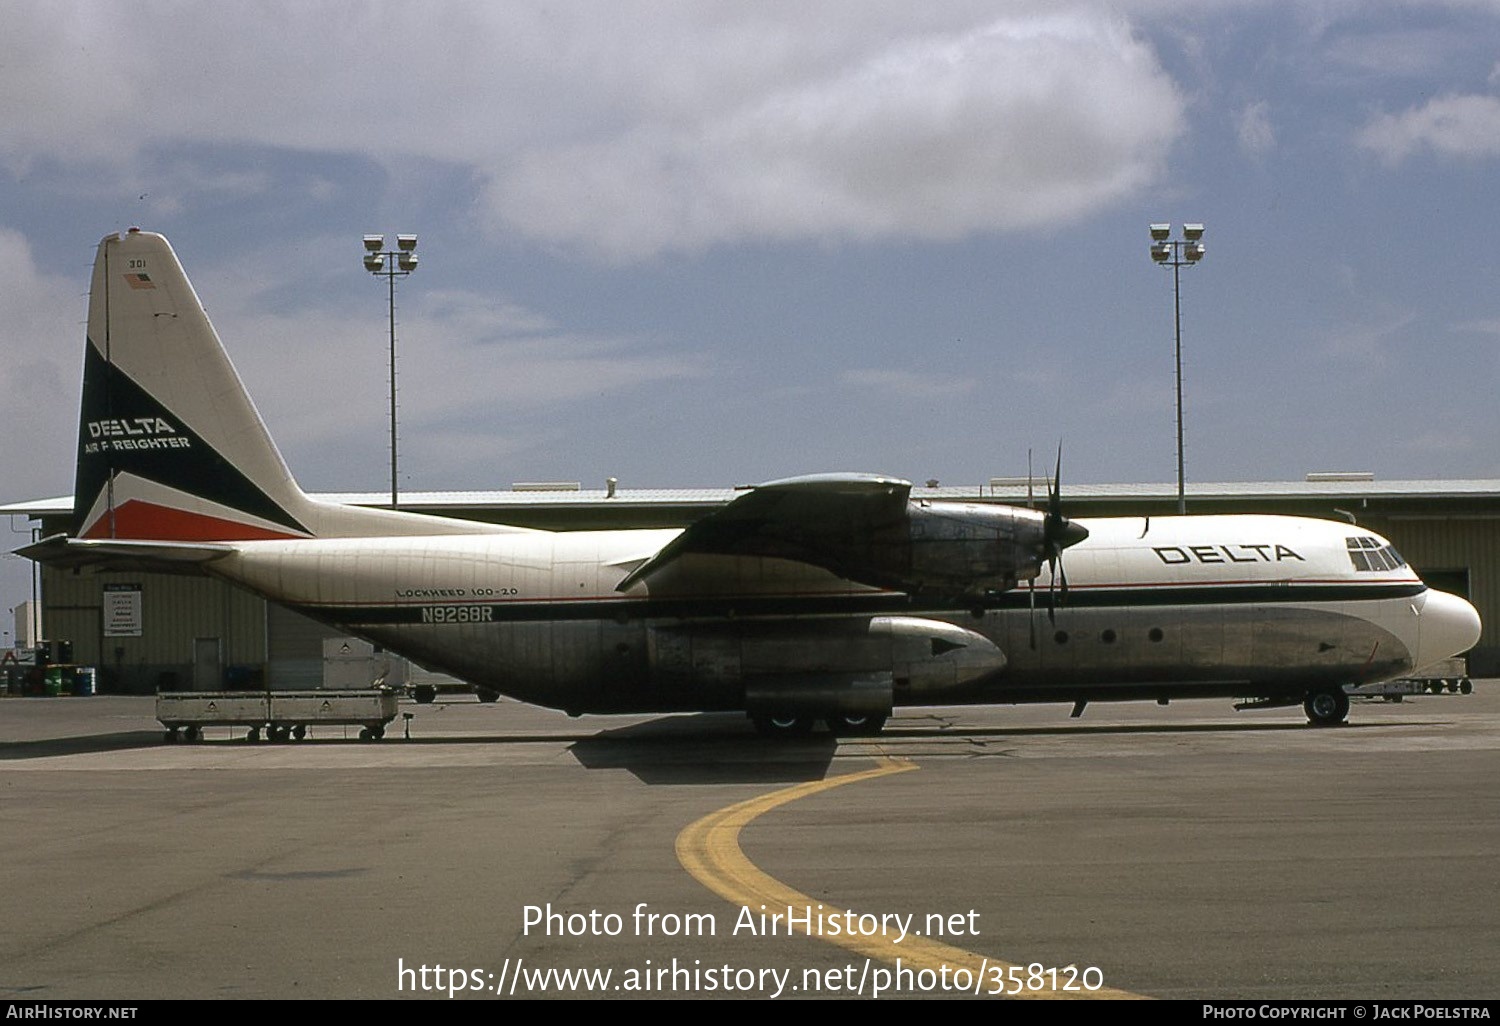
18, 533, 237, 574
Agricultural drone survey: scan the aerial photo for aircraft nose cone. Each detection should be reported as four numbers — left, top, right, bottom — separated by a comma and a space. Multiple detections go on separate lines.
1416, 589, 1482, 672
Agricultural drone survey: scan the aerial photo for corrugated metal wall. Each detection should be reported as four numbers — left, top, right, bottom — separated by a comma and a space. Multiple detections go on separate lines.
41, 566, 266, 693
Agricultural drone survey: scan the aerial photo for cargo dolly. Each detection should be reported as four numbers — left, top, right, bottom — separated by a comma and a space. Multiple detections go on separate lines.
156, 688, 401, 742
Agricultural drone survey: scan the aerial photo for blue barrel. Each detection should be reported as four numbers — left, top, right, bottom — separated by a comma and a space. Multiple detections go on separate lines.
74, 667, 97, 696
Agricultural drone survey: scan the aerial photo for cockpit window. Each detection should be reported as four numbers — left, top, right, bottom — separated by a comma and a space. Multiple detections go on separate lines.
1346, 536, 1406, 572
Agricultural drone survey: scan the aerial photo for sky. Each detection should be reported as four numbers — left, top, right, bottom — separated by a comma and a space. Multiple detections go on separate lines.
3, 1, 1500, 627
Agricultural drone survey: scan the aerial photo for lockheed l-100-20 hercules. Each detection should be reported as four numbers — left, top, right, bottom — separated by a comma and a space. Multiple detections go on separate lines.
19, 230, 1482, 734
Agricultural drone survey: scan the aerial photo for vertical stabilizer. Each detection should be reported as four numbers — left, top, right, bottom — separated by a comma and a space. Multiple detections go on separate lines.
73, 230, 315, 541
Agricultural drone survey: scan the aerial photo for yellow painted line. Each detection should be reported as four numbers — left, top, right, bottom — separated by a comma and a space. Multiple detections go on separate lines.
677, 752, 1144, 999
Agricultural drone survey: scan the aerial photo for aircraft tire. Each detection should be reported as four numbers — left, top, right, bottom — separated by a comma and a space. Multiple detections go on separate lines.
825, 713, 888, 737
413, 685, 437, 705
751, 713, 814, 738
475, 688, 500, 703
1304, 688, 1350, 727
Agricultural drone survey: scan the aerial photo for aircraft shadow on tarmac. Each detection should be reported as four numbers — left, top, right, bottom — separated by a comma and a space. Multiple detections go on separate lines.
568, 714, 842, 785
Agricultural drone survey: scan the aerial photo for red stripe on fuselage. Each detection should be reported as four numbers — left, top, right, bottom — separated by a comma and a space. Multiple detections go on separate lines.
81, 499, 303, 541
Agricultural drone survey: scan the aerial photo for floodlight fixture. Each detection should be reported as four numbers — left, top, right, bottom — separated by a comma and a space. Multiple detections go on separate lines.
1150, 223, 1171, 241
397, 234, 418, 251
363, 234, 385, 252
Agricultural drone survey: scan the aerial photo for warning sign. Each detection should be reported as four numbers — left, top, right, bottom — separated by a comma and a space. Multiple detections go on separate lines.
104, 583, 143, 637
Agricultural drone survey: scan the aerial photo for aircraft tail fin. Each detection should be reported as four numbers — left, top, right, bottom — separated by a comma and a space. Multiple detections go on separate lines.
73, 229, 320, 542
70, 229, 512, 544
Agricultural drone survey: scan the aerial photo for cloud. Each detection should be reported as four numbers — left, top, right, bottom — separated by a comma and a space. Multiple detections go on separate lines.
1453, 317, 1500, 337
209, 281, 706, 486
0, 229, 86, 500
1358, 93, 1500, 162
1319, 310, 1417, 368
0, 6, 1184, 262
1235, 101, 1274, 157
486, 14, 1185, 259
841, 368, 978, 400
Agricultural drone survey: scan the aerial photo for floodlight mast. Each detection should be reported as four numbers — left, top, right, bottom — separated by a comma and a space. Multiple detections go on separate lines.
1149, 223, 1205, 515
362, 233, 419, 508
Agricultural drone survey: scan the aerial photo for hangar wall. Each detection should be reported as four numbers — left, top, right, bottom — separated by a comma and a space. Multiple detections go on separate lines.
42, 568, 268, 694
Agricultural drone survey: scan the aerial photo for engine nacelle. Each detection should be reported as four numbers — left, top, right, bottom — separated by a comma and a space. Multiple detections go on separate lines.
901, 502, 1050, 594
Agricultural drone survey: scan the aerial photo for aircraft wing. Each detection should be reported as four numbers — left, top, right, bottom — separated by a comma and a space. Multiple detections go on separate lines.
616, 473, 912, 591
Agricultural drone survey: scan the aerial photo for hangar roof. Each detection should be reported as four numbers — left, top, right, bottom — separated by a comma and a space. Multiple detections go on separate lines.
7, 477, 1500, 522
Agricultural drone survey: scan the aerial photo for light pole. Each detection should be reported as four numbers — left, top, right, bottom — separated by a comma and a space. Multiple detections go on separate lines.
363, 234, 418, 508
1149, 222, 1205, 515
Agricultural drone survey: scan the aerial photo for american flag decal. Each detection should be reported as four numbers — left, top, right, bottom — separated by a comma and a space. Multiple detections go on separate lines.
124, 273, 155, 290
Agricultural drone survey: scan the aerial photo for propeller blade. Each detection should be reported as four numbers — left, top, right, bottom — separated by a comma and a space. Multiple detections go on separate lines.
1046, 554, 1058, 624
1028, 576, 1038, 649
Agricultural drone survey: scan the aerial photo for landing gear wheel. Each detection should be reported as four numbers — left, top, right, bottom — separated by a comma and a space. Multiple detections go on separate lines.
291, 724, 306, 741
824, 713, 888, 737
246, 727, 262, 743
1304, 688, 1350, 727
184, 725, 202, 743
475, 688, 500, 703
751, 713, 814, 738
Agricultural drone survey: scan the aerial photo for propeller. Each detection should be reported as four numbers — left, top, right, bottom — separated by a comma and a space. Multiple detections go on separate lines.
1029, 445, 1089, 647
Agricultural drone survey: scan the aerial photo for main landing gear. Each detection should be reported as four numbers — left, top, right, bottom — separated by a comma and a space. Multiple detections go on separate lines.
749, 712, 889, 737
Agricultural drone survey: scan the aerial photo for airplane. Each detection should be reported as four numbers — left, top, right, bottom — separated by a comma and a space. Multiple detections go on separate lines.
19, 228, 1483, 736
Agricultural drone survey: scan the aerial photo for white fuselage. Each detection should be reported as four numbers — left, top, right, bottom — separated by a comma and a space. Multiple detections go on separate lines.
205, 513, 1479, 715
